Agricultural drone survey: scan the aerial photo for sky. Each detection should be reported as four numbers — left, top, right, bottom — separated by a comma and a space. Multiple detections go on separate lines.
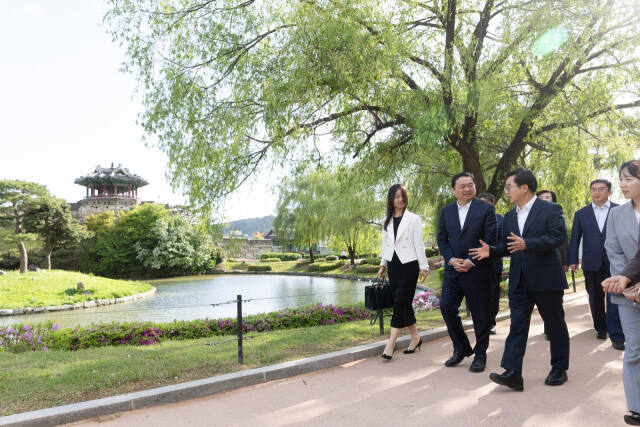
0, 1, 278, 222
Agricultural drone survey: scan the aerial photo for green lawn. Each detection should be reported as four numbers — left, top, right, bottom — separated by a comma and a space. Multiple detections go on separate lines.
0, 270, 153, 309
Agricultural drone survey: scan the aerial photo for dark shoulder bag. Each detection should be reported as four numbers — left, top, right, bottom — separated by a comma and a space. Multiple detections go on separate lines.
365, 276, 393, 310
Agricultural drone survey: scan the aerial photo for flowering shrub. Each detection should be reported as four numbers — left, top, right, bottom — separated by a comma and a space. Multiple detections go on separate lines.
2, 304, 371, 352
0, 321, 58, 353
412, 289, 441, 313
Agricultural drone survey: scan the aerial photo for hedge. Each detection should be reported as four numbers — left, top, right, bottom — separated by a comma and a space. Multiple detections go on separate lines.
260, 258, 281, 263
325, 255, 338, 261
0, 304, 372, 352
307, 261, 346, 272
356, 264, 380, 273
363, 257, 381, 265
248, 264, 272, 271
260, 252, 301, 261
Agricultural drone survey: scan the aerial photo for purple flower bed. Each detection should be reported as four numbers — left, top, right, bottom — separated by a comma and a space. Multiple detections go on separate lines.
0, 322, 58, 353
412, 289, 441, 312
0, 304, 371, 352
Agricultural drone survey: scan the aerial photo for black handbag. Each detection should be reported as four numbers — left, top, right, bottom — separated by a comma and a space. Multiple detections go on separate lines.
365, 276, 393, 310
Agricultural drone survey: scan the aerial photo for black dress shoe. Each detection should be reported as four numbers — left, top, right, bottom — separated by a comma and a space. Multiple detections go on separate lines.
444, 349, 474, 367
624, 411, 640, 425
613, 341, 626, 351
469, 356, 486, 373
544, 333, 550, 341
544, 369, 568, 386
489, 370, 524, 391
596, 331, 607, 340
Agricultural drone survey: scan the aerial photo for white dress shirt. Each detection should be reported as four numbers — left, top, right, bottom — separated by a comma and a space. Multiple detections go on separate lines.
635, 209, 640, 225
516, 196, 537, 235
457, 201, 471, 230
592, 200, 611, 233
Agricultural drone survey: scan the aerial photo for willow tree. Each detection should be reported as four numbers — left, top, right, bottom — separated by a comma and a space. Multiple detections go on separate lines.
107, 0, 640, 209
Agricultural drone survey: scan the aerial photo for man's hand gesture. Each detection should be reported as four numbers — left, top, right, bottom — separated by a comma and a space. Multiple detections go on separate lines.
469, 240, 490, 261
507, 233, 526, 253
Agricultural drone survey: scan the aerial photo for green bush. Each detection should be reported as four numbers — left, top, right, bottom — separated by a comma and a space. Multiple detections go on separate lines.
325, 255, 338, 261
260, 252, 282, 261
363, 257, 381, 265
356, 264, 380, 273
247, 264, 272, 272
260, 252, 300, 261
425, 248, 439, 258
260, 258, 281, 263
438, 266, 445, 281
307, 261, 345, 272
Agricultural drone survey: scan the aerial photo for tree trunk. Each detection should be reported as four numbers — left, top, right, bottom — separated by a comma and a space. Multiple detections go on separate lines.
308, 243, 315, 263
347, 245, 356, 266
46, 249, 52, 270
17, 240, 28, 273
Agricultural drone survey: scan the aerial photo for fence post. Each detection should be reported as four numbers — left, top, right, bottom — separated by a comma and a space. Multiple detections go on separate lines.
377, 308, 384, 336
237, 294, 243, 364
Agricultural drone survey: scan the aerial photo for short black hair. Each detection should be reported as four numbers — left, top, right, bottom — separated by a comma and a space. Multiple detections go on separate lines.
451, 172, 475, 188
505, 168, 538, 193
590, 179, 612, 191
477, 192, 496, 203
536, 189, 557, 203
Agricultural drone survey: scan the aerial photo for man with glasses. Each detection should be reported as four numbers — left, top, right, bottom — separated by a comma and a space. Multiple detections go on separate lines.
470, 168, 570, 391
437, 172, 497, 373
569, 179, 624, 350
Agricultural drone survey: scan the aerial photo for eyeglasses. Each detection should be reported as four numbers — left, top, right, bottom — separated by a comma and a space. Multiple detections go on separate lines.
590, 187, 609, 193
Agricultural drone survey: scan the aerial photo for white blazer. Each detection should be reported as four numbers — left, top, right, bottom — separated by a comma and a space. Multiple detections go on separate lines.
380, 210, 429, 271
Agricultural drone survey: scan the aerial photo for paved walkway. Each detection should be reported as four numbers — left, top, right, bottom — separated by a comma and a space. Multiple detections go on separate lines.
72, 295, 628, 426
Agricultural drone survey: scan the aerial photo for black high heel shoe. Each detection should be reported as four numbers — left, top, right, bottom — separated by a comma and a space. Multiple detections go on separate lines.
381, 350, 393, 360
403, 338, 422, 354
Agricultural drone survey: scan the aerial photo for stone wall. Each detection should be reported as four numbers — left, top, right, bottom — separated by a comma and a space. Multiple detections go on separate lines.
70, 197, 138, 221
221, 238, 274, 261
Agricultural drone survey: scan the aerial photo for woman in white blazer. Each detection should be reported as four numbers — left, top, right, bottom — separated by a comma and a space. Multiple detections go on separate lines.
377, 184, 429, 360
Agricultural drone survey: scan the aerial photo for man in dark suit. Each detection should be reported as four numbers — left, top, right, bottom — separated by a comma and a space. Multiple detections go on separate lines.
478, 192, 505, 335
470, 168, 570, 391
569, 179, 624, 349
437, 172, 497, 373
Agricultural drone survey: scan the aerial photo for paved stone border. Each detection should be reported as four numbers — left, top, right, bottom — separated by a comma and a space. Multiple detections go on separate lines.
0, 288, 156, 317
0, 289, 586, 427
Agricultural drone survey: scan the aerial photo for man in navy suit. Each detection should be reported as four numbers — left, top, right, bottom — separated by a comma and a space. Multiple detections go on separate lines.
471, 168, 570, 391
478, 192, 505, 335
569, 179, 624, 349
437, 172, 497, 373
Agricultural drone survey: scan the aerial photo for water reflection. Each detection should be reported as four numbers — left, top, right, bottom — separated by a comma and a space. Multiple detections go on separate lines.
0, 274, 372, 329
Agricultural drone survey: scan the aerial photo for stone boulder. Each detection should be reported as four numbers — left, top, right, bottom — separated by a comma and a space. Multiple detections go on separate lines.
77, 281, 85, 290
0, 270, 6, 275
27, 264, 40, 272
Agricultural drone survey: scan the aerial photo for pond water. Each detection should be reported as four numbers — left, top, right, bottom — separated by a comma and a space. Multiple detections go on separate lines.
0, 274, 384, 329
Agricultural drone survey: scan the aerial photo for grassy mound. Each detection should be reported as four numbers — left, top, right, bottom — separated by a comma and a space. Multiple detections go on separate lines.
0, 270, 153, 309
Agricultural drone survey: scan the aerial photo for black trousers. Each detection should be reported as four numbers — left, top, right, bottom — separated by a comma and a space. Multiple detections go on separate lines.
501, 279, 570, 374
388, 253, 419, 329
488, 267, 502, 327
440, 274, 491, 359
583, 267, 609, 334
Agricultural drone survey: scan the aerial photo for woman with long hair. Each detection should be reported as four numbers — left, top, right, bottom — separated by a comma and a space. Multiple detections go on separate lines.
378, 184, 429, 360
602, 160, 640, 425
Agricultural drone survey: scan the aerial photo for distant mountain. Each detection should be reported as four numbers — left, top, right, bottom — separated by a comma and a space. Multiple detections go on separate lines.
223, 215, 275, 236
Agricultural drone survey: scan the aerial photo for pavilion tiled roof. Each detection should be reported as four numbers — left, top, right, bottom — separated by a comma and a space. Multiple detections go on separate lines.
74, 163, 148, 187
